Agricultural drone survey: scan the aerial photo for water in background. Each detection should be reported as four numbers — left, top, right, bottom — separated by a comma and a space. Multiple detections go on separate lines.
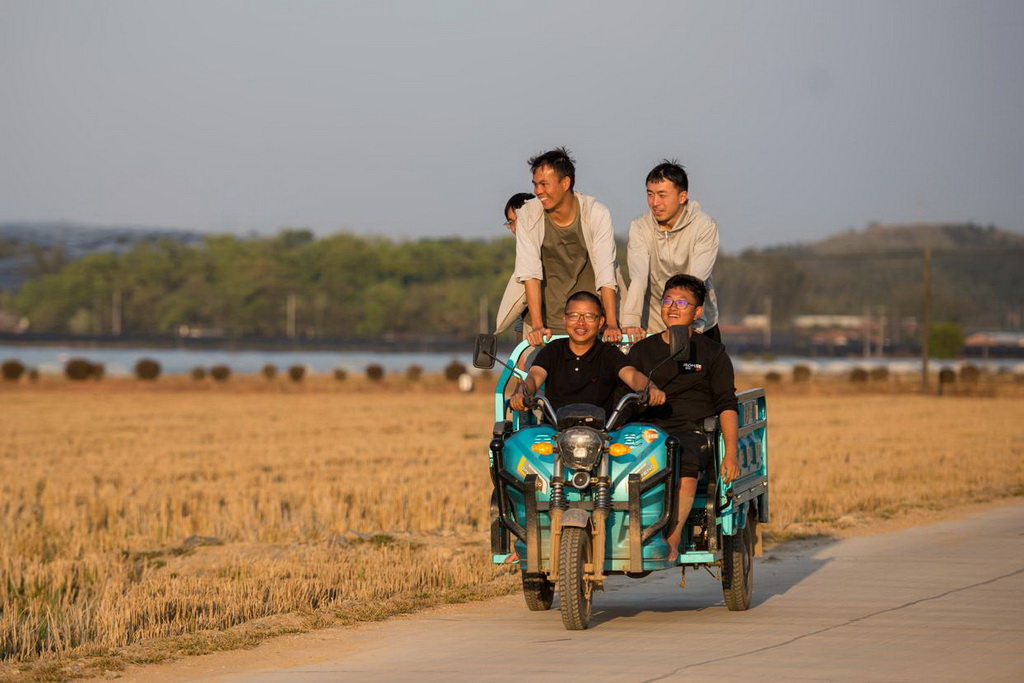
2, 345, 1021, 378
0, 345, 474, 378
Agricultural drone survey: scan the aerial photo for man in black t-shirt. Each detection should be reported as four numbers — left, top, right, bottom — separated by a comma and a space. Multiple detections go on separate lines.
510, 291, 665, 415
626, 274, 740, 562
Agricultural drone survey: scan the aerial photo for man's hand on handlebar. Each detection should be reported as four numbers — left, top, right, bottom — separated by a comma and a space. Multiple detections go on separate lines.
635, 385, 666, 408
602, 324, 623, 343
509, 385, 534, 412
623, 326, 646, 343
526, 327, 552, 347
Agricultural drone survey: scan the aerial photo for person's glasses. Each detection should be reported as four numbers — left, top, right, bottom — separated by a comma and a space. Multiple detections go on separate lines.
503, 220, 515, 230
564, 312, 600, 323
661, 298, 694, 309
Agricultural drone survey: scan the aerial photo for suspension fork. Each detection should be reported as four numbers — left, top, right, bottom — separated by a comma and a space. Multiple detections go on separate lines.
591, 453, 611, 584
548, 459, 567, 578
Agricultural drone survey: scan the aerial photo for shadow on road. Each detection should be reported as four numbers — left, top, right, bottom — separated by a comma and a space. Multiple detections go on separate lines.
582, 534, 841, 629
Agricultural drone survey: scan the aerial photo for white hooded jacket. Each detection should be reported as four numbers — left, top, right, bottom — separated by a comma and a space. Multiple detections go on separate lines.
621, 199, 719, 333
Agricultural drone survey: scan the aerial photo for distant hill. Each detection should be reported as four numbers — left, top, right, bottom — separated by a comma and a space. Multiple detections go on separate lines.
0, 222, 204, 291
804, 222, 1024, 255
716, 222, 1024, 331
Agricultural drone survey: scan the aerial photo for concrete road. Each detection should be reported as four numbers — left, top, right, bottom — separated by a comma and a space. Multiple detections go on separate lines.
133, 503, 1024, 682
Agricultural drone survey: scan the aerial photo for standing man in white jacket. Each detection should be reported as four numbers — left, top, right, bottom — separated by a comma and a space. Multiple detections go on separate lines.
621, 161, 721, 342
506, 147, 624, 346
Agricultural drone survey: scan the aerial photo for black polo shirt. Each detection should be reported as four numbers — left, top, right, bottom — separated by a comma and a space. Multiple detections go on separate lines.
533, 338, 629, 414
625, 332, 738, 433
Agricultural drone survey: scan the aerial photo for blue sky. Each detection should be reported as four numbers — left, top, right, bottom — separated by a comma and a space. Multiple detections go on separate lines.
2, 0, 1022, 251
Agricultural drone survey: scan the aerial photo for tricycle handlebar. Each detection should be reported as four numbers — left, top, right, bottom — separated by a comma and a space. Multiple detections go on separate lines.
523, 393, 559, 425
607, 392, 645, 431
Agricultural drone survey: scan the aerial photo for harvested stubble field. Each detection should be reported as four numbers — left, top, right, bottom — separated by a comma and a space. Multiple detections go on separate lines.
2, 374, 1023, 679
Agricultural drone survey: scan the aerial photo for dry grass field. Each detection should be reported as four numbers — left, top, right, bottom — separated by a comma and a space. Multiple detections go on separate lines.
2, 374, 1023, 679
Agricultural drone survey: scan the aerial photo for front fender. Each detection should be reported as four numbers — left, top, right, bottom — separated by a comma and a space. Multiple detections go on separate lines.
560, 508, 591, 528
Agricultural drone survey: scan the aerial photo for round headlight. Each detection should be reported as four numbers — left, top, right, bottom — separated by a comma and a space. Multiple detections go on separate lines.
557, 427, 603, 471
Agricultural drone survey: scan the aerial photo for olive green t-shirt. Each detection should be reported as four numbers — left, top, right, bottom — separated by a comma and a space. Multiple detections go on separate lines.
540, 200, 597, 331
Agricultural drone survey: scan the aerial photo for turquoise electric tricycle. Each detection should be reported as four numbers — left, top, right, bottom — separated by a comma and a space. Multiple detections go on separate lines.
473, 328, 769, 630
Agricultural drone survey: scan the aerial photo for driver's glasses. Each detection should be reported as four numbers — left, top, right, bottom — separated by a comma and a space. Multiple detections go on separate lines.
661, 298, 694, 309
564, 312, 600, 323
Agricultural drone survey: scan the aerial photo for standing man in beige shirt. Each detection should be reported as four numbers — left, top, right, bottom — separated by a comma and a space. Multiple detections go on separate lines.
509, 147, 624, 346
621, 161, 721, 343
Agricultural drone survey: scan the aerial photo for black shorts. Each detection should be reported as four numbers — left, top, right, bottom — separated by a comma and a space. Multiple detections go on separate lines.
674, 430, 712, 479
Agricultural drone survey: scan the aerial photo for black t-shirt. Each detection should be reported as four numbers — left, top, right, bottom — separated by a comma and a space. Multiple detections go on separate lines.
533, 338, 628, 414
625, 332, 738, 433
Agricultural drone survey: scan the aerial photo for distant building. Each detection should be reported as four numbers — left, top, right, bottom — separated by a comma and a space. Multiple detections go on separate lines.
965, 331, 1024, 348
742, 314, 768, 330
793, 315, 865, 329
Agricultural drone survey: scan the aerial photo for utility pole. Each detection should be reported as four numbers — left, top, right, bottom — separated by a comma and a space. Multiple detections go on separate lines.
111, 287, 122, 336
921, 247, 932, 393
877, 305, 886, 358
863, 305, 871, 358
479, 295, 488, 334
763, 295, 772, 349
286, 292, 297, 339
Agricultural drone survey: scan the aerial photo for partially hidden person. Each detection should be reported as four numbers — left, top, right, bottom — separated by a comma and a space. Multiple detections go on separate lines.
494, 192, 535, 341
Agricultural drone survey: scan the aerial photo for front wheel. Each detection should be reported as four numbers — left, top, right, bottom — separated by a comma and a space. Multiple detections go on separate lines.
721, 512, 755, 610
559, 525, 594, 630
521, 571, 554, 611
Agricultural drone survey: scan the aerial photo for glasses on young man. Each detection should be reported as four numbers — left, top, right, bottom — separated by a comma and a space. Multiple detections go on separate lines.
661, 298, 695, 310
564, 312, 600, 323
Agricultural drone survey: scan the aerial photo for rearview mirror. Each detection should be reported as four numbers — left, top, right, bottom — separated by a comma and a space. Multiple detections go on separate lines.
667, 325, 690, 359
473, 334, 497, 369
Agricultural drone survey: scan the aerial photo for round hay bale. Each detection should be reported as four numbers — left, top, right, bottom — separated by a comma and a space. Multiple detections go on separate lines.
869, 366, 889, 382
65, 358, 95, 381
959, 363, 981, 384
764, 370, 783, 383
28, 367, 39, 382
287, 365, 306, 382
90, 363, 104, 380
333, 368, 348, 381
366, 364, 384, 382
262, 363, 278, 380
134, 358, 161, 381
405, 364, 423, 382
792, 364, 812, 383
849, 367, 869, 383
1, 359, 25, 381
210, 364, 231, 382
191, 366, 207, 380
938, 367, 956, 385
444, 360, 467, 382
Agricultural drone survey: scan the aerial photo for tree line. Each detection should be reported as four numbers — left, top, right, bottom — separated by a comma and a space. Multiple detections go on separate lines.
13, 230, 515, 338
9, 225, 1024, 339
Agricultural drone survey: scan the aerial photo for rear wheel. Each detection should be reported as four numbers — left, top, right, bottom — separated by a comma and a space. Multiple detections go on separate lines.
521, 571, 554, 611
721, 512, 755, 610
559, 526, 593, 630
